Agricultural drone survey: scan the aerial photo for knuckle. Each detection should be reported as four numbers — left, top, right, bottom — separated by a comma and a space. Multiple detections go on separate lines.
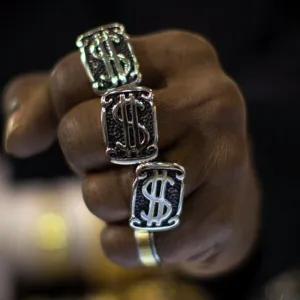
82, 171, 132, 222
100, 227, 138, 267
209, 135, 248, 185
150, 30, 219, 75
163, 29, 192, 42
100, 227, 121, 263
57, 100, 106, 173
58, 110, 82, 167
191, 34, 218, 64
50, 52, 78, 114
221, 76, 244, 104
218, 77, 246, 124
82, 176, 100, 216
202, 75, 245, 130
50, 52, 75, 92
164, 30, 219, 65
50, 55, 69, 95
117, 170, 134, 210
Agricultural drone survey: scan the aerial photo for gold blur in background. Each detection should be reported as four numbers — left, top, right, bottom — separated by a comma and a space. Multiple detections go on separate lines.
0, 159, 211, 299
23, 278, 208, 300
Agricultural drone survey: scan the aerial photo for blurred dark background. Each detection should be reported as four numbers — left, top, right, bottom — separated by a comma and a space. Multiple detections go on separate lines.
0, 0, 300, 299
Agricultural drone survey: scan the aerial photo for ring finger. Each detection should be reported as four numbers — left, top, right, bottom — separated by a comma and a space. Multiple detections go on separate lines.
82, 133, 207, 224
99, 184, 234, 269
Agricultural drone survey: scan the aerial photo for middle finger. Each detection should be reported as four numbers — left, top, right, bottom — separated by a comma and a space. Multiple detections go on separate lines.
58, 87, 191, 173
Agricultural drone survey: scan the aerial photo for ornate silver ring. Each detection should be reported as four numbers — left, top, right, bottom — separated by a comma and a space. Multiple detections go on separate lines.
130, 162, 185, 232
101, 86, 159, 164
76, 23, 141, 94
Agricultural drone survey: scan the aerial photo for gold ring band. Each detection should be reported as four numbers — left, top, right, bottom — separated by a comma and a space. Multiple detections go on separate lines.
134, 230, 161, 267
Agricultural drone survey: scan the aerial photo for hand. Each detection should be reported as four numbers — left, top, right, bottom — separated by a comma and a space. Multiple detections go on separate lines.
3, 30, 260, 277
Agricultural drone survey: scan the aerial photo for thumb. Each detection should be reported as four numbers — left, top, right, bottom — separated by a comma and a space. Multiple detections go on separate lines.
3, 73, 57, 158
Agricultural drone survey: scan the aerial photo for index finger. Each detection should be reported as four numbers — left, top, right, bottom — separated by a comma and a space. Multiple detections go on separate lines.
50, 29, 216, 118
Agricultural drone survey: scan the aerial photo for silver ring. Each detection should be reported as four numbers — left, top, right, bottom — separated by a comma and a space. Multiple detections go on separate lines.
76, 23, 141, 94
101, 86, 159, 164
134, 230, 161, 266
130, 162, 185, 232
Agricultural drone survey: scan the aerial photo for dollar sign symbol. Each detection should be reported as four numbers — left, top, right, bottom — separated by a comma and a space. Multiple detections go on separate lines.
112, 93, 150, 156
90, 30, 131, 86
141, 170, 174, 226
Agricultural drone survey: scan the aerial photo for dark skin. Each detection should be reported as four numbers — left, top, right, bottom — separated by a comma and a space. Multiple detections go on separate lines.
3, 30, 260, 277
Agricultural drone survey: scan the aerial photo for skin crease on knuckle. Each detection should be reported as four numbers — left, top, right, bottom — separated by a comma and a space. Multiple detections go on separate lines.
160, 30, 219, 68
57, 99, 110, 173
82, 169, 134, 222
160, 202, 233, 266
50, 51, 94, 117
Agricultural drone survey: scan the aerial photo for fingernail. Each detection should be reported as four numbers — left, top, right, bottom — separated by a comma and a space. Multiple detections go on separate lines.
4, 110, 21, 153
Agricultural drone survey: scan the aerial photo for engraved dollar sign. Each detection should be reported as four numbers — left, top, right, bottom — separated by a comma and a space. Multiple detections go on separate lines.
112, 93, 150, 156
90, 31, 131, 86
141, 170, 174, 226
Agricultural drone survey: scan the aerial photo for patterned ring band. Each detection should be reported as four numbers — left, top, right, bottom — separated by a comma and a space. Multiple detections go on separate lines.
134, 230, 161, 266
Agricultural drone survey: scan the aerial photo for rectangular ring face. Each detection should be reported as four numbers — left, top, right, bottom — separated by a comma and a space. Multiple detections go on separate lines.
101, 87, 158, 164
130, 163, 185, 231
76, 23, 141, 92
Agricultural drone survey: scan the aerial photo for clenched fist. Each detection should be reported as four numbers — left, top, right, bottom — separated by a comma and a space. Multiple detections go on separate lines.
3, 30, 259, 277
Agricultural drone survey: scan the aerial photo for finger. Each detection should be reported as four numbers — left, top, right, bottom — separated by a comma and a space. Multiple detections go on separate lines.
50, 51, 95, 118
3, 30, 219, 158
50, 30, 219, 118
100, 226, 139, 268
100, 184, 234, 269
57, 99, 108, 173
58, 69, 232, 175
100, 167, 256, 273
82, 168, 135, 223
57, 85, 192, 173
3, 73, 57, 157
82, 133, 205, 223
94, 137, 252, 272
81, 76, 239, 220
